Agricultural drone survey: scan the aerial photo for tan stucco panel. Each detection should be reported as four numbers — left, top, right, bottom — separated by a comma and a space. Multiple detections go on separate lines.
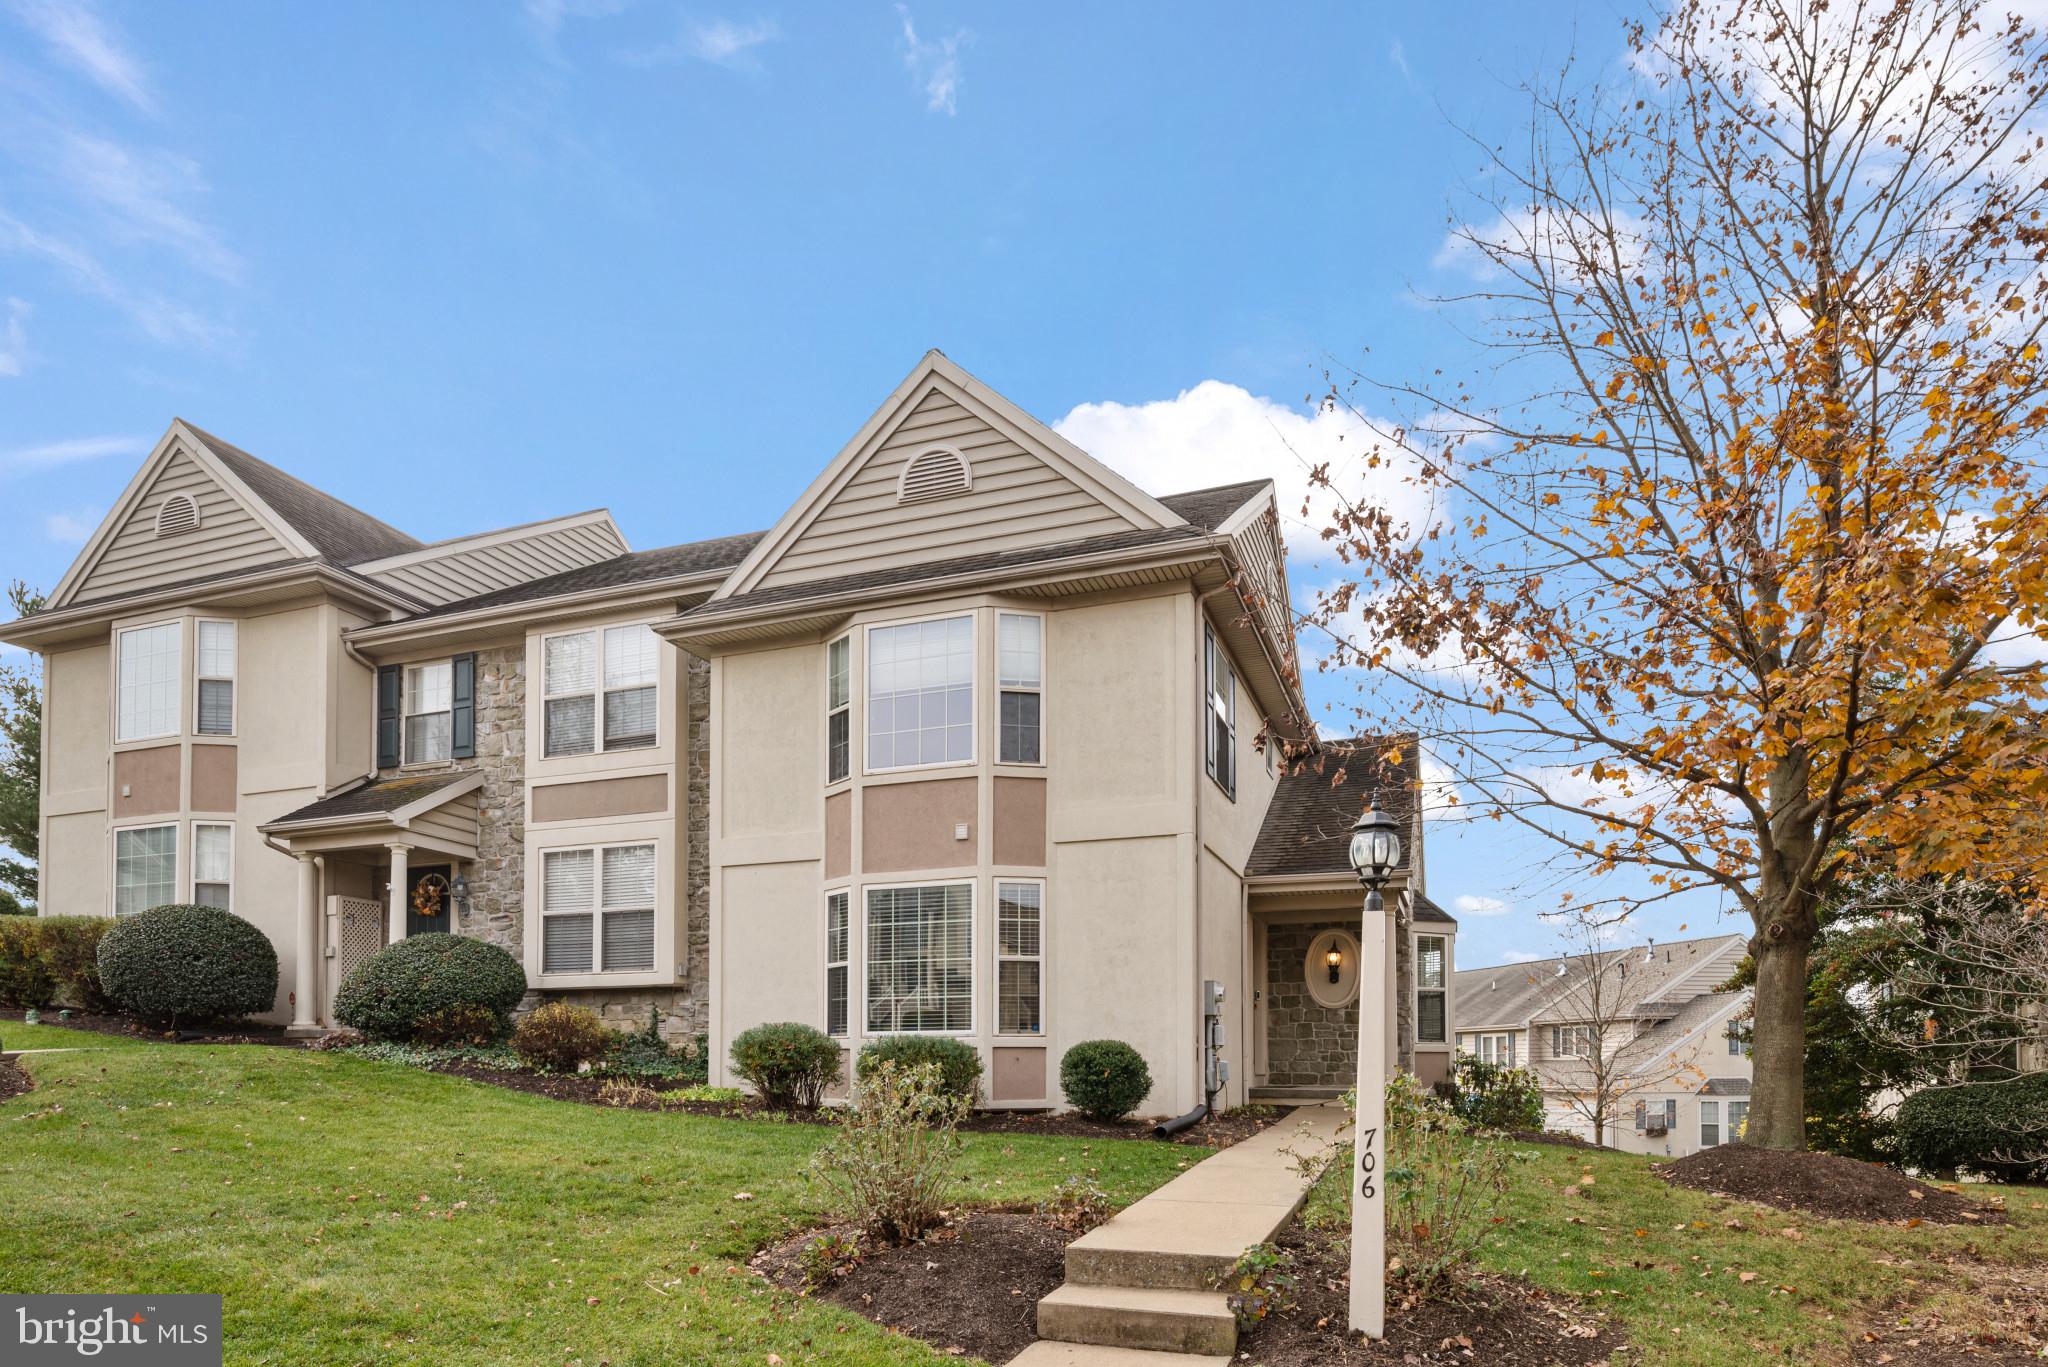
993, 777, 1045, 867
1413, 1049, 1450, 1089
530, 774, 668, 824
1049, 596, 1181, 808
113, 745, 181, 819
43, 814, 107, 917
190, 744, 238, 813
44, 641, 110, 801
991, 1046, 1047, 1102
1051, 835, 1183, 1116
824, 790, 851, 880
721, 646, 819, 839
862, 777, 978, 873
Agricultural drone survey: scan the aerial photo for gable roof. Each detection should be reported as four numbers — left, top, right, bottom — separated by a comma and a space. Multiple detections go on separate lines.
1246, 734, 1422, 878
260, 770, 482, 830
180, 422, 423, 565
1157, 479, 1270, 531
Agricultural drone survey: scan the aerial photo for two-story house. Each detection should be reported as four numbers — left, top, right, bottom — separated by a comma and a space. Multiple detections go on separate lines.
1453, 932, 1752, 1155
2, 351, 1446, 1115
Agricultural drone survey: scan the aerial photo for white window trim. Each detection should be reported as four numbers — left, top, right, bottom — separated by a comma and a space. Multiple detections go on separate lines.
194, 618, 237, 738
537, 837, 660, 978
862, 611, 977, 776
994, 876, 1045, 1038
824, 886, 850, 1038
1415, 933, 1448, 1044
115, 618, 184, 744
1700, 1098, 1721, 1147
402, 659, 455, 767
541, 624, 662, 759
825, 634, 852, 786
995, 610, 1047, 769
1551, 1023, 1593, 1058
1204, 626, 1237, 800
111, 820, 179, 917
860, 878, 976, 1037
192, 821, 234, 912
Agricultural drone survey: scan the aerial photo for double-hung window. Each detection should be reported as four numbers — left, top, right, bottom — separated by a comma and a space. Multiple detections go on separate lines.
1477, 1032, 1515, 1066
826, 636, 851, 783
404, 662, 453, 763
1416, 934, 1447, 1043
997, 880, 1043, 1034
865, 883, 972, 1032
540, 843, 657, 974
1726, 1023, 1750, 1056
997, 613, 1043, 764
195, 620, 236, 736
1204, 628, 1236, 798
114, 825, 177, 916
192, 823, 233, 910
1726, 1099, 1748, 1141
117, 621, 181, 742
866, 616, 973, 771
545, 625, 659, 757
1699, 1099, 1721, 1147
1551, 1023, 1593, 1058
825, 890, 849, 1036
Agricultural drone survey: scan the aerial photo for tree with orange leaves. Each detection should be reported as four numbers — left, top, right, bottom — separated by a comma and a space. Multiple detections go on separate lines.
1314, 0, 2048, 1149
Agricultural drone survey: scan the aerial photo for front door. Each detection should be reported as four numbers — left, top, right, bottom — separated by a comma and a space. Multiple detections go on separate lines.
405, 865, 453, 938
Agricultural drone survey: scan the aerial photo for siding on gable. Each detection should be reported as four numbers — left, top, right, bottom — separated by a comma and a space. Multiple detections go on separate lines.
361, 522, 628, 606
409, 789, 480, 854
1228, 503, 1297, 678
70, 450, 293, 605
754, 386, 1144, 591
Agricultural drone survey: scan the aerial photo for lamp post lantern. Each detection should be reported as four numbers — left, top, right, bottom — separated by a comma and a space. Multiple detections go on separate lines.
1346, 793, 1401, 1340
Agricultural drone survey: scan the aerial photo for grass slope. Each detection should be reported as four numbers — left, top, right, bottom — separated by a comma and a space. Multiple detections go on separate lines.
0, 1043, 1197, 1366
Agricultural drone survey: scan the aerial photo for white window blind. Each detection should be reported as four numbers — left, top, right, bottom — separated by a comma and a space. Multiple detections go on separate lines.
546, 626, 659, 756
542, 844, 656, 975
544, 632, 597, 757
114, 825, 176, 916
866, 616, 973, 771
192, 824, 232, 910
865, 883, 972, 1033
117, 622, 181, 741
404, 661, 453, 763
602, 625, 659, 750
541, 849, 595, 972
997, 881, 1043, 1034
997, 613, 1042, 765
826, 636, 851, 783
195, 620, 235, 736
600, 843, 656, 971
825, 891, 849, 1037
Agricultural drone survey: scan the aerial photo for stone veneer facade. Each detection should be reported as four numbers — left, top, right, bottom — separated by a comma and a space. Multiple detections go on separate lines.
1263, 920, 1360, 1088
383, 645, 712, 1045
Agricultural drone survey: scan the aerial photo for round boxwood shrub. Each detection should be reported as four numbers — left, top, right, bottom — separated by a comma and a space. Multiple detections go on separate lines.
729, 1021, 841, 1109
1897, 1074, 2048, 1184
511, 1001, 614, 1072
857, 1035, 983, 1103
96, 904, 278, 1027
1061, 1040, 1153, 1122
333, 933, 526, 1042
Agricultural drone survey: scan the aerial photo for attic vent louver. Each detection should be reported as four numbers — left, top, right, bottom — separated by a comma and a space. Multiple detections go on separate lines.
154, 493, 201, 537
897, 446, 971, 504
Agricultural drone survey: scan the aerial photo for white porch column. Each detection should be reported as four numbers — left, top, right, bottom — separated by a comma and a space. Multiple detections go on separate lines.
387, 844, 411, 946
287, 853, 321, 1036
1348, 890, 1390, 1340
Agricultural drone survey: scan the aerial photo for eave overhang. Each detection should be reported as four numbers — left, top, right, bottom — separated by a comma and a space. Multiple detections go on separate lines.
0, 562, 421, 650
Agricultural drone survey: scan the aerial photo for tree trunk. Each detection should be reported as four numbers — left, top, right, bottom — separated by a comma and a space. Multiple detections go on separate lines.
1747, 922, 1813, 1149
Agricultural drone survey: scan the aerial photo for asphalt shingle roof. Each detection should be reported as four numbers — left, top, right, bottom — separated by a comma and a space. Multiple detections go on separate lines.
1413, 892, 1456, 924
1157, 479, 1269, 531
183, 423, 424, 566
1451, 933, 1749, 1032
265, 773, 473, 827
1699, 1077, 1752, 1097
1245, 735, 1421, 878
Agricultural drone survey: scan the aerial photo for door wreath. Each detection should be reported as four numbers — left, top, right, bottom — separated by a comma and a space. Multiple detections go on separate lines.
412, 873, 450, 919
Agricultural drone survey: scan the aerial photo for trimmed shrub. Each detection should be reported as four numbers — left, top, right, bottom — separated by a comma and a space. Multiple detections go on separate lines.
809, 1060, 970, 1243
1897, 1075, 2048, 1184
511, 1001, 614, 1072
96, 905, 277, 1027
0, 915, 115, 1010
333, 933, 526, 1042
857, 1035, 983, 1103
729, 1021, 841, 1109
413, 1003, 506, 1047
1060, 1039, 1153, 1122
1447, 1056, 1546, 1132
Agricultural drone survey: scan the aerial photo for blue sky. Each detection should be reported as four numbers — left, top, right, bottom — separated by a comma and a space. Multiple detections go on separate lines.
0, 0, 1741, 965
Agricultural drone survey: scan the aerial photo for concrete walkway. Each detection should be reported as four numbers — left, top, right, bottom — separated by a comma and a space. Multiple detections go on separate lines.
1015, 1101, 1348, 1366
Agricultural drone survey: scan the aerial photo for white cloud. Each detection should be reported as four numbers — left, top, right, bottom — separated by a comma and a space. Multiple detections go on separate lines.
48, 130, 242, 283
896, 5, 966, 115
0, 209, 229, 349
1388, 38, 1410, 81
5, 0, 154, 114
1453, 893, 1511, 917
0, 297, 26, 376
1984, 616, 2048, 669
1, 433, 149, 477
44, 505, 102, 544
614, 15, 781, 71
524, 0, 630, 53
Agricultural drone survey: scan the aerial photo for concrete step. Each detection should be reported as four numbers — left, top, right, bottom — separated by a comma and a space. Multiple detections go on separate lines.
1036, 1283, 1237, 1357
1064, 1196, 1286, 1289
1008, 1342, 1231, 1367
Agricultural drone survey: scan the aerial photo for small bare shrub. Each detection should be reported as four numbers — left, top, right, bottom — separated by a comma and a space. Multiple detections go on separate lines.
413, 1003, 504, 1047
1035, 1173, 1113, 1234
808, 1059, 969, 1244
797, 1232, 865, 1289
511, 1001, 613, 1072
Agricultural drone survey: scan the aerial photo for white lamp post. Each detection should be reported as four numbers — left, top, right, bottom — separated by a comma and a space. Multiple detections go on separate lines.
1345, 794, 1401, 1340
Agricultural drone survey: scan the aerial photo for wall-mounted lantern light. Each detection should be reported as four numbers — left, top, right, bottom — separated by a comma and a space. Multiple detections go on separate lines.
452, 872, 472, 917
1326, 946, 1344, 983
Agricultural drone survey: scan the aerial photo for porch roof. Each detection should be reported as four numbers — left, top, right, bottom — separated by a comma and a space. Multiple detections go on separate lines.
1245, 736, 1421, 878
259, 771, 483, 862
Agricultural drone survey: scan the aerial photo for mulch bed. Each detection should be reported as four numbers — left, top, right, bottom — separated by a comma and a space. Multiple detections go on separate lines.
1852, 1256, 2048, 1363
0, 1056, 33, 1102
1505, 1128, 1606, 1151
1659, 1144, 2006, 1225
0, 1009, 307, 1048
755, 1212, 1067, 1364
1236, 1222, 1627, 1366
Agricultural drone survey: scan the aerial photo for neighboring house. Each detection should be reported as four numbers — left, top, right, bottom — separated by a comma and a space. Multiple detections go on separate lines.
1453, 933, 1752, 1156
0, 351, 1442, 1116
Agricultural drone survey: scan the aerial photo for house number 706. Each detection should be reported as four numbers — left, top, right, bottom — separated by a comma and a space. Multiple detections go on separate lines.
1357, 1126, 1379, 1200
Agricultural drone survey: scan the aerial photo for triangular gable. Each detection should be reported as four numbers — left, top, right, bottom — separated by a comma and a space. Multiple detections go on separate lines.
714, 351, 1189, 600
49, 421, 319, 609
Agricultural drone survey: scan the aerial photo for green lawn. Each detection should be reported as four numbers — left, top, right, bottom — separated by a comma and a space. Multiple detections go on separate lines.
0, 1040, 1198, 1366
1304, 1134, 2048, 1366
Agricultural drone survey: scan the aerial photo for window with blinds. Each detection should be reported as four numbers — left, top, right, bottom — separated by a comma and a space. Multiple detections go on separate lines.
866, 883, 972, 1033
192, 824, 232, 910
541, 843, 657, 975
545, 625, 659, 756
866, 616, 973, 771
404, 661, 453, 763
826, 636, 851, 783
195, 620, 236, 736
117, 621, 181, 742
114, 825, 176, 916
997, 613, 1043, 765
996, 881, 1042, 1034
825, 890, 849, 1036
1204, 627, 1236, 798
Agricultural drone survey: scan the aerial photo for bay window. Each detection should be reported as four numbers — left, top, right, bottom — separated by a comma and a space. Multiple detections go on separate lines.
997, 613, 1043, 764
825, 890, 849, 1036
866, 615, 973, 771
540, 842, 658, 975
195, 620, 236, 736
192, 823, 233, 910
866, 882, 972, 1032
1204, 627, 1236, 798
997, 880, 1043, 1034
404, 661, 453, 763
1417, 934, 1447, 1043
545, 624, 659, 757
827, 636, 851, 783
117, 621, 181, 742
114, 825, 176, 916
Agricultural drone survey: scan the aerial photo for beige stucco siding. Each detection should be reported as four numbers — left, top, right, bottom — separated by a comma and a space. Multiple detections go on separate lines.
755, 386, 1141, 591
43, 641, 109, 806
42, 814, 107, 918
69, 451, 291, 606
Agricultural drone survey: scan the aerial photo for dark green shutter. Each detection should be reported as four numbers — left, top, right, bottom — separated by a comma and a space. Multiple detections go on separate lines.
376, 665, 401, 769
451, 653, 476, 760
